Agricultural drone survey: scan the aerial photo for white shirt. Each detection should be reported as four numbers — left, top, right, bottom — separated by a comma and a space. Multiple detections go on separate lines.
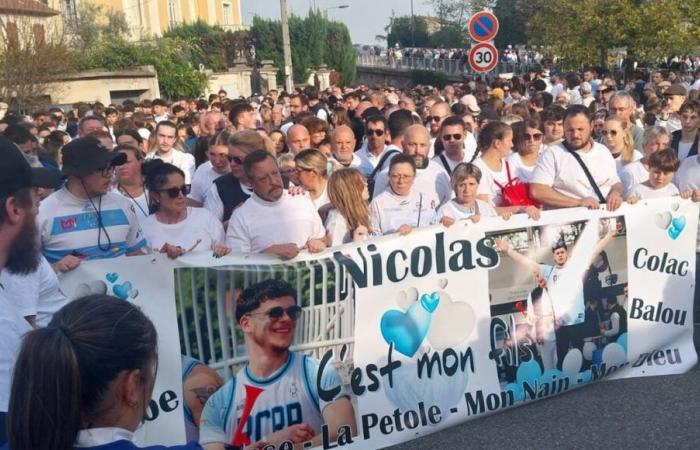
190, 161, 229, 204
331, 153, 362, 171
203, 180, 254, 222
226, 191, 325, 253
428, 133, 477, 162
436, 198, 497, 222
373, 159, 452, 206
507, 152, 538, 183
474, 156, 512, 207
531, 141, 621, 201
0, 290, 32, 411
678, 141, 694, 161
614, 150, 643, 175
356, 144, 399, 177
312, 185, 330, 210
112, 187, 149, 222
145, 149, 196, 184
675, 155, 700, 252
0, 256, 68, 327
628, 182, 679, 199
75, 427, 134, 447
325, 209, 353, 247
620, 160, 649, 197
369, 188, 439, 235
141, 207, 225, 253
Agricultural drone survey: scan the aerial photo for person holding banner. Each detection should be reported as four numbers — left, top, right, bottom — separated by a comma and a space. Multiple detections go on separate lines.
6, 294, 200, 450
199, 279, 356, 450
437, 162, 499, 225
370, 154, 439, 235
494, 223, 618, 369
325, 168, 372, 246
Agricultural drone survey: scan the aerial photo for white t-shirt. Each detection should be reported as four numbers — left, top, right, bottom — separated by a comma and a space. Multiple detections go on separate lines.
312, 185, 330, 210
474, 156, 511, 207
620, 160, 649, 197
369, 188, 439, 235
506, 152, 538, 183
190, 161, 229, 204
112, 187, 150, 222
0, 288, 32, 411
141, 207, 225, 253
675, 156, 700, 253
428, 132, 477, 162
37, 188, 148, 263
373, 159, 452, 206
226, 191, 325, 253
145, 149, 196, 184
203, 180, 254, 222
539, 264, 585, 326
436, 198, 497, 221
356, 144, 397, 177
613, 150, 643, 175
678, 141, 694, 161
628, 182, 679, 199
531, 141, 621, 201
325, 209, 352, 247
0, 256, 68, 327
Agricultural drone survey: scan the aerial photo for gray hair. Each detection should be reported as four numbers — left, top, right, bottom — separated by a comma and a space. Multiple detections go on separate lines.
642, 126, 670, 149
609, 90, 636, 108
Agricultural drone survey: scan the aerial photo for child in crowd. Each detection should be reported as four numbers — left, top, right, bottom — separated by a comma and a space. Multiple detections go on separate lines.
626, 148, 690, 202
438, 162, 503, 226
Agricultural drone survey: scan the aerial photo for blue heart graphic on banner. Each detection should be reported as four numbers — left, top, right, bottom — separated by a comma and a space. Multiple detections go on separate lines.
113, 281, 132, 300
380, 292, 440, 357
106, 272, 118, 283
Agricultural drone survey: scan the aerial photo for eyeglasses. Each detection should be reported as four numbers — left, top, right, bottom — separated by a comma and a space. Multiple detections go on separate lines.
524, 133, 543, 141
609, 107, 628, 113
601, 129, 618, 136
442, 133, 463, 141
367, 129, 385, 137
390, 174, 414, 181
427, 115, 446, 123
246, 305, 302, 321
228, 155, 244, 165
158, 185, 191, 198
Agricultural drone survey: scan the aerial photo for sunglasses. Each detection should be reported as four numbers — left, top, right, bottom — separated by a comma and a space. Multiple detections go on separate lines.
442, 133, 463, 141
158, 185, 191, 198
602, 129, 618, 136
228, 155, 244, 165
525, 133, 543, 141
367, 129, 385, 137
427, 115, 445, 123
247, 305, 302, 321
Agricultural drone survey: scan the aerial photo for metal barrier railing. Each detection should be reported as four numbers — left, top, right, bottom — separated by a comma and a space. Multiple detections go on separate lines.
175, 259, 355, 381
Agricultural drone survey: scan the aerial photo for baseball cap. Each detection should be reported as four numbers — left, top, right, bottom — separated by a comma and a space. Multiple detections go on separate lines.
0, 136, 61, 197
459, 94, 481, 115
664, 83, 686, 96
61, 136, 126, 177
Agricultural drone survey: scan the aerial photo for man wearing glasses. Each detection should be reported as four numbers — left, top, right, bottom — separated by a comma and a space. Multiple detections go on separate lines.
37, 137, 147, 273
200, 279, 356, 450
433, 116, 473, 174
608, 91, 644, 151
356, 116, 393, 177
426, 101, 452, 157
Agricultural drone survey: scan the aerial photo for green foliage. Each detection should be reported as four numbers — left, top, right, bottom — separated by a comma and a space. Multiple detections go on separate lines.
79, 37, 208, 100
163, 20, 251, 71
251, 10, 355, 85
387, 16, 430, 48
493, 0, 529, 48
65, 2, 130, 50
411, 70, 449, 88
430, 25, 468, 48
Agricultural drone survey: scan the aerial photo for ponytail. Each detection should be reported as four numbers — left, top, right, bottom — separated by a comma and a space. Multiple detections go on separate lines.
472, 121, 511, 162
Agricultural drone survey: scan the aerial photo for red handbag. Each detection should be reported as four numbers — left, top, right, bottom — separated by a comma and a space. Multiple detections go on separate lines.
493, 161, 540, 208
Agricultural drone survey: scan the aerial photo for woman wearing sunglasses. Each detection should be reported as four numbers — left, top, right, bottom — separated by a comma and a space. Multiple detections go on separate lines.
142, 160, 230, 259
294, 149, 331, 211
603, 115, 642, 175
508, 117, 544, 183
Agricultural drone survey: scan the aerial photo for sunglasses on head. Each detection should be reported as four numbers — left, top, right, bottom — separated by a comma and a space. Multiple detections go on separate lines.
367, 129, 384, 137
442, 133, 463, 141
248, 305, 302, 321
158, 185, 191, 198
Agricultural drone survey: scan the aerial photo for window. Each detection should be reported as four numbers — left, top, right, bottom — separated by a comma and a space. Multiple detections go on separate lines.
168, 0, 180, 27
33, 24, 45, 45
222, 3, 232, 26
5, 22, 18, 46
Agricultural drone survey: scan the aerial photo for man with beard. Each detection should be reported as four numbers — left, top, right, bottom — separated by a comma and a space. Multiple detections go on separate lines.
225, 151, 326, 260
0, 138, 61, 445
200, 279, 355, 449
530, 105, 623, 211
372, 125, 451, 205
37, 137, 148, 273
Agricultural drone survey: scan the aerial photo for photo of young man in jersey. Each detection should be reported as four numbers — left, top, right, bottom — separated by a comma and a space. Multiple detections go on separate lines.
199, 279, 357, 450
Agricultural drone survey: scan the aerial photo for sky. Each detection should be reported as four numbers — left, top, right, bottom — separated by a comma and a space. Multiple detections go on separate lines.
241, 0, 434, 45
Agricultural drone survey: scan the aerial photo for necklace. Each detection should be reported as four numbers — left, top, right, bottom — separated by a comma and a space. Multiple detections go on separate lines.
118, 183, 148, 217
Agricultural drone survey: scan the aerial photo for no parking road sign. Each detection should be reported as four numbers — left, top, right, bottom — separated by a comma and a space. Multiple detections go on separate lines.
468, 11, 499, 43
469, 42, 498, 73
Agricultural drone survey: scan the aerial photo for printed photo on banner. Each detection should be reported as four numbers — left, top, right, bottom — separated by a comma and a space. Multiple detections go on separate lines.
174, 262, 358, 450
486, 216, 629, 398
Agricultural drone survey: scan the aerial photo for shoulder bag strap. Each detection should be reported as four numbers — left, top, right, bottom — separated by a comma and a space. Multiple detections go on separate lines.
370, 149, 399, 179
438, 153, 452, 175
562, 141, 606, 203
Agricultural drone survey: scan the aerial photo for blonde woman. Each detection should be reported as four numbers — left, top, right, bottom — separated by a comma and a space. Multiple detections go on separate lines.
603, 115, 642, 174
294, 148, 331, 210
326, 168, 372, 246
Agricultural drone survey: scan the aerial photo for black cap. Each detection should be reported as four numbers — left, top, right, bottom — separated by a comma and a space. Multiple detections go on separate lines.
61, 136, 126, 177
0, 136, 61, 197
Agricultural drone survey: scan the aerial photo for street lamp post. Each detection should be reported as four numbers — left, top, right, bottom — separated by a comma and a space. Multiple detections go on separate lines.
280, 0, 294, 93
324, 4, 349, 18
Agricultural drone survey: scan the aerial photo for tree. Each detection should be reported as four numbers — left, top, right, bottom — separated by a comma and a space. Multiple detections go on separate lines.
325, 22, 356, 85
164, 21, 252, 71
387, 16, 430, 47
64, 2, 130, 50
429, 25, 468, 48
493, 0, 532, 48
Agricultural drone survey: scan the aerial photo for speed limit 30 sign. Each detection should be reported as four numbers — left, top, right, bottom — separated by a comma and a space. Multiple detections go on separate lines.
468, 42, 498, 73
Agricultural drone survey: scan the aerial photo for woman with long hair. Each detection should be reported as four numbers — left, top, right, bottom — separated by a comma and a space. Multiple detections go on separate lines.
114, 143, 149, 221
326, 168, 372, 245
7, 295, 199, 449
508, 117, 543, 182
603, 115, 642, 174
294, 149, 332, 210
142, 161, 229, 259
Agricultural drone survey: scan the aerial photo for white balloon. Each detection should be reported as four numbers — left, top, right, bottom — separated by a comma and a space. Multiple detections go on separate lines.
601, 343, 626, 367
73, 283, 91, 300
582, 341, 596, 361
654, 211, 672, 230
89, 280, 108, 295
427, 290, 476, 350
561, 348, 583, 375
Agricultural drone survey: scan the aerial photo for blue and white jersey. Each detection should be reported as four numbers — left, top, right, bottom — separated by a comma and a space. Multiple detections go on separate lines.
199, 351, 345, 446
181, 355, 204, 443
37, 187, 148, 263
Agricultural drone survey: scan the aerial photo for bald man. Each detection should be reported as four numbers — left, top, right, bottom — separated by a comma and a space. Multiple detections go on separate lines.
331, 125, 361, 169
427, 102, 452, 157
371, 125, 451, 204
286, 124, 311, 155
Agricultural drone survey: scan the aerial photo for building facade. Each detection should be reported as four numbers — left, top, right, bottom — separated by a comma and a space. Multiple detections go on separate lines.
44, 0, 243, 39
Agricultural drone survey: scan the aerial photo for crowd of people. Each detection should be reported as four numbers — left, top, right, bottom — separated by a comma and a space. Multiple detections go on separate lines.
1, 62, 700, 449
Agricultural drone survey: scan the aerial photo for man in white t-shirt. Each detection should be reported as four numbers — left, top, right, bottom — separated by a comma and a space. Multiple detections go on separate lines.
372, 125, 451, 205
226, 151, 326, 259
188, 134, 231, 207
432, 116, 475, 174
331, 125, 361, 170
286, 124, 311, 155
355, 116, 391, 176
669, 100, 700, 162
620, 126, 670, 196
144, 121, 195, 184
530, 105, 623, 211
427, 101, 452, 157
